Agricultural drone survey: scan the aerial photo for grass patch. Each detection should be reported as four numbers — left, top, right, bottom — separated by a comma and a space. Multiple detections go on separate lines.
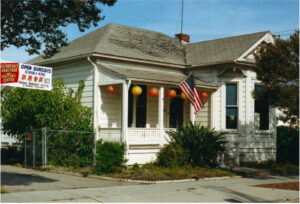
37, 163, 234, 181
241, 160, 299, 176
39, 165, 93, 177
1, 186, 8, 194
103, 163, 235, 181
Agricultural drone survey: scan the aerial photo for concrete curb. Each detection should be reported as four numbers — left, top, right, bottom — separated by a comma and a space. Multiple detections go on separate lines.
46, 169, 242, 184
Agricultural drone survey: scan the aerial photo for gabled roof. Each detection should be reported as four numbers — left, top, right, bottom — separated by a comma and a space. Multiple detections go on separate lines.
27, 23, 186, 66
184, 31, 269, 66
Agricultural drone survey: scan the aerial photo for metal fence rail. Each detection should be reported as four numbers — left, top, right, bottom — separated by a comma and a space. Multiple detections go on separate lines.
24, 128, 94, 167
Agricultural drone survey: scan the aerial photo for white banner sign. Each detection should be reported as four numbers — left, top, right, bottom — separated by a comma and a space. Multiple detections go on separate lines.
0, 63, 52, 91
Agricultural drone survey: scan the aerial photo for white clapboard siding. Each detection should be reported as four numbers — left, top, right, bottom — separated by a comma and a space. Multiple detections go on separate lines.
146, 85, 159, 128
195, 92, 210, 127
98, 84, 122, 128
53, 62, 94, 108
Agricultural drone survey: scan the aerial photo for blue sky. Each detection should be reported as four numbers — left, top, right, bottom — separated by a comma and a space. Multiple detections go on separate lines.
1, 0, 299, 63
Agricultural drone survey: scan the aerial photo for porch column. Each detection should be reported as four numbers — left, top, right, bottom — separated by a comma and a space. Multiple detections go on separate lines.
122, 82, 128, 144
190, 104, 195, 124
158, 86, 164, 146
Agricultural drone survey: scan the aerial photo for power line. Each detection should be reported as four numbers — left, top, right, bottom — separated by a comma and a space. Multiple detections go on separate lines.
273, 29, 297, 34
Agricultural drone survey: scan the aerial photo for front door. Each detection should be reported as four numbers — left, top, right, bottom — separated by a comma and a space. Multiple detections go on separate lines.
169, 90, 183, 128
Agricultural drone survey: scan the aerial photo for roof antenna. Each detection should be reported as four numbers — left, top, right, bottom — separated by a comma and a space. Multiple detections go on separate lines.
181, 0, 184, 35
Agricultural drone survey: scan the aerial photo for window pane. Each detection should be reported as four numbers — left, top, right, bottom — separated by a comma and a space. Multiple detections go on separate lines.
226, 107, 237, 129
226, 83, 237, 105
255, 85, 269, 130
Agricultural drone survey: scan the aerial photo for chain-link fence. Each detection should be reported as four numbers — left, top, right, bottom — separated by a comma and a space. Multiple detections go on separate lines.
24, 128, 95, 168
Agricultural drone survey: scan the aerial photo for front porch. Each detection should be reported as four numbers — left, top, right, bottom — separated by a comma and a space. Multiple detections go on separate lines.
97, 80, 213, 164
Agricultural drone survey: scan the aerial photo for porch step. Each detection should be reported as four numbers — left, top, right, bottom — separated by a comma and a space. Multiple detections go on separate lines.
129, 144, 161, 150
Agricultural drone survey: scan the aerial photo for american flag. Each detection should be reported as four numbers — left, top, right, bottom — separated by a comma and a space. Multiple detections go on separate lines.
178, 73, 204, 114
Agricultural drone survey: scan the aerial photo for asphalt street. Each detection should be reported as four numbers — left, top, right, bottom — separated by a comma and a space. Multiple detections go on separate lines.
1, 165, 299, 203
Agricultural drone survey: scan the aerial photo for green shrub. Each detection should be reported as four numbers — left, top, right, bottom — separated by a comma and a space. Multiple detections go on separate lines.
47, 131, 94, 167
166, 122, 227, 167
132, 163, 139, 170
93, 140, 126, 174
277, 126, 299, 164
1, 146, 24, 164
156, 144, 188, 168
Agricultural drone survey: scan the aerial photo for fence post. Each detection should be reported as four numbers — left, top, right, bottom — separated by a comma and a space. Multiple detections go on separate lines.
33, 130, 35, 168
24, 133, 27, 167
42, 127, 47, 166
93, 130, 96, 166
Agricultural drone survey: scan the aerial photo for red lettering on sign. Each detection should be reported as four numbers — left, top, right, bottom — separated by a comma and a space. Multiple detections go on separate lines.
21, 74, 26, 80
34, 76, 38, 82
28, 75, 32, 81
0, 63, 19, 84
39, 77, 43, 82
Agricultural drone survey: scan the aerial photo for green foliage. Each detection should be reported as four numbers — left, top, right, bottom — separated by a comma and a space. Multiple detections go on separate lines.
276, 126, 299, 164
1, 79, 94, 167
1, 0, 117, 57
132, 163, 139, 170
156, 144, 188, 168
1, 146, 24, 164
165, 122, 227, 167
1, 79, 93, 138
254, 30, 299, 125
93, 140, 126, 174
47, 131, 94, 167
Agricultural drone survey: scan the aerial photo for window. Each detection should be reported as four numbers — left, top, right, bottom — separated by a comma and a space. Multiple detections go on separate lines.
128, 85, 147, 128
254, 85, 269, 130
226, 83, 238, 129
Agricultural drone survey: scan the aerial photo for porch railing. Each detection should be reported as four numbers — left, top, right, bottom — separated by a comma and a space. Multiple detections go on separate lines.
127, 128, 175, 146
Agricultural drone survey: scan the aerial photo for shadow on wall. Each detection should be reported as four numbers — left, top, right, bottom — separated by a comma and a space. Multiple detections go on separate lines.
222, 117, 276, 167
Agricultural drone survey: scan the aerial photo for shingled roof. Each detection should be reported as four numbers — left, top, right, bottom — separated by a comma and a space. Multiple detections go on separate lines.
184, 31, 269, 66
27, 23, 186, 65
27, 24, 270, 68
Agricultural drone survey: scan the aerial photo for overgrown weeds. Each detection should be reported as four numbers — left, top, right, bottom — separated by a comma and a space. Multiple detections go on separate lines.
105, 162, 234, 181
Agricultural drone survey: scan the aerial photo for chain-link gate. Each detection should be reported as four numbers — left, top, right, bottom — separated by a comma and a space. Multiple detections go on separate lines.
24, 128, 95, 168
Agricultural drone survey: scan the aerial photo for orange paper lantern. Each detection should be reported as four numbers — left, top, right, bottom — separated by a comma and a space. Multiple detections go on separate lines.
149, 87, 159, 97
167, 89, 177, 99
181, 92, 187, 100
107, 86, 115, 93
200, 92, 208, 98
132, 86, 142, 96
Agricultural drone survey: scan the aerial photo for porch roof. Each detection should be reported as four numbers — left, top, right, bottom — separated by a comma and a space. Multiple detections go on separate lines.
98, 63, 217, 89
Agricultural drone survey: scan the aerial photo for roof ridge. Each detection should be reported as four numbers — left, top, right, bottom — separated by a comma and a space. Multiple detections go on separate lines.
186, 31, 270, 45
105, 23, 178, 41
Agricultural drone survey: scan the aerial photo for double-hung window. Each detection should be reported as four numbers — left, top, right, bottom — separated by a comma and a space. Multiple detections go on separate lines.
254, 84, 269, 130
226, 83, 238, 129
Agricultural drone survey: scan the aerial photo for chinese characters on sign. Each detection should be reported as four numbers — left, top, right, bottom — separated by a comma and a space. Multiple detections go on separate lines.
0, 63, 52, 91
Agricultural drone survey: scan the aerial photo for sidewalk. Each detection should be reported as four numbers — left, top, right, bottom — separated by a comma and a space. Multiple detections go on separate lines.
2, 165, 299, 203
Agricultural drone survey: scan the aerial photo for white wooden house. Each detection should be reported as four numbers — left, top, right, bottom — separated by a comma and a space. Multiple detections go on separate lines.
27, 23, 277, 165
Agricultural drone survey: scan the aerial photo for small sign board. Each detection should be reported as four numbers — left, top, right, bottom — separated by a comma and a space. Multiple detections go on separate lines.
0, 63, 52, 91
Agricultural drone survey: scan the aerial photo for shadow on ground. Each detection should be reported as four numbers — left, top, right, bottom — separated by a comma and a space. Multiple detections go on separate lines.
1, 172, 57, 186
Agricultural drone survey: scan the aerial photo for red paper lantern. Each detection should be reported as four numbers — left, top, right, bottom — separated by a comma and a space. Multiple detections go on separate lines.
27, 134, 32, 141
167, 89, 177, 99
200, 92, 208, 98
107, 86, 115, 94
149, 87, 159, 97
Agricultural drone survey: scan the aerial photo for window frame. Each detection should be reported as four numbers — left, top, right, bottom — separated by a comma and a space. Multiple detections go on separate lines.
254, 83, 270, 131
225, 82, 239, 130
